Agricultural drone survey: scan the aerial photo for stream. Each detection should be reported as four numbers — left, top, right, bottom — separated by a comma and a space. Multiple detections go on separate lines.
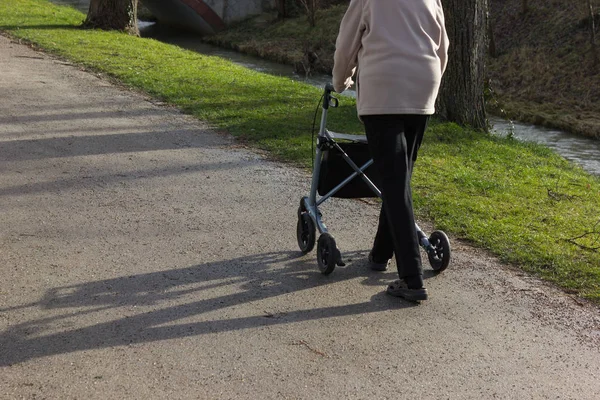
50, 0, 600, 176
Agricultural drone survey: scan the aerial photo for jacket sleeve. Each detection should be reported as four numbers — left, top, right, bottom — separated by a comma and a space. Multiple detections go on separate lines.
436, 0, 449, 76
332, 0, 365, 93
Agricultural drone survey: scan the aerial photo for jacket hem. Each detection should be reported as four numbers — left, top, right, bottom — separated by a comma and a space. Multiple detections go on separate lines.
358, 107, 434, 115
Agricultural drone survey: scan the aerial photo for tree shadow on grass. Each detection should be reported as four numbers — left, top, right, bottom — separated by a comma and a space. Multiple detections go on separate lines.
0, 25, 81, 31
0, 251, 420, 366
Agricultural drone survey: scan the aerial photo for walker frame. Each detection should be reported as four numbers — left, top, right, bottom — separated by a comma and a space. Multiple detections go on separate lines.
296, 84, 451, 275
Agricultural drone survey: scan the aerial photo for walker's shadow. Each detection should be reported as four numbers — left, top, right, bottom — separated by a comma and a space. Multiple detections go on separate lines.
0, 251, 416, 366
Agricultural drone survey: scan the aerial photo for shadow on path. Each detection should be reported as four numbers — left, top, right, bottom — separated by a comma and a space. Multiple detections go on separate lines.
0, 160, 245, 198
0, 251, 425, 366
0, 128, 219, 162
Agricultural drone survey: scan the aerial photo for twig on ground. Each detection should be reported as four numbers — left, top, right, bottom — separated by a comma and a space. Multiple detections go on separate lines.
565, 219, 600, 252
292, 340, 329, 357
547, 188, 578, 201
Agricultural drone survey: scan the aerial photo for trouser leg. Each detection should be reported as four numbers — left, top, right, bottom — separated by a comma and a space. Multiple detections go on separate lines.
371, 205, 394, 261
362, 114, 428, 287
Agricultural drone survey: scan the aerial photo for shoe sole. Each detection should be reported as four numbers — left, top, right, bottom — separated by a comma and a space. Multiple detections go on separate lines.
369, 262, 388, 271
368, 253, 390, 271
386, 287, 428, 301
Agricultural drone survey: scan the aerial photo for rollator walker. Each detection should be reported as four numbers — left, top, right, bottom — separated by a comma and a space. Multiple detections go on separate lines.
296, 83, 451, 275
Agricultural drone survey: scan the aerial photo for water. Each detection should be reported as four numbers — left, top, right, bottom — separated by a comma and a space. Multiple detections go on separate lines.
49, 0, 600, 176
490, 118, 600, 175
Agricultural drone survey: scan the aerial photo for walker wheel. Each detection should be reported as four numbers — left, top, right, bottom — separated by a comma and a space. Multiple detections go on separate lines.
427, 230, 451, 272
316, 233, 338, 275
297, 211, 316, 254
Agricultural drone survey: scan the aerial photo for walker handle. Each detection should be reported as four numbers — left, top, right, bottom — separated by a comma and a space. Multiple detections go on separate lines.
325, 83, 335, 94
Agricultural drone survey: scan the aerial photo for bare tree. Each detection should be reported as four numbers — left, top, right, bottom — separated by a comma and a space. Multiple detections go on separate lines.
521, 0, 529, 14
488, 11, 496, 58
588, 0, 598, 66
83, 0, 139, 36
298, 0, 319, 27
437, 0, 489, 131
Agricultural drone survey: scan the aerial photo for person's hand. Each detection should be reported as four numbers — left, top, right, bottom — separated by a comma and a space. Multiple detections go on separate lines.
333, 67, 356, 93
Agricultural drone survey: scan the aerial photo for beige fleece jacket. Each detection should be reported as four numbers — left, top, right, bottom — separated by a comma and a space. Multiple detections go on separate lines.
332, 0, 449, 115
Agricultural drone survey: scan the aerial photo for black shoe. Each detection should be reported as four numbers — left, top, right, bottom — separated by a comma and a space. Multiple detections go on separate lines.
386, 279, 428, 301
368, 252, 390, 271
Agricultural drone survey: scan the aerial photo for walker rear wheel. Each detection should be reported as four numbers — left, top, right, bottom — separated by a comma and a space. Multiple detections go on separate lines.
317, 233, 338, 275
297, 211, 316, 254
427, 230, 451, 272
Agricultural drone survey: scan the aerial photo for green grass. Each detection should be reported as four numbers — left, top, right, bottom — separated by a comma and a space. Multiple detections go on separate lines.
1, 0, 599, 301
415, 124, 600, 297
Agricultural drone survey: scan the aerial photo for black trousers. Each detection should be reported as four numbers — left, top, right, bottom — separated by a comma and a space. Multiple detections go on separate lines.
362, 114, 429, 287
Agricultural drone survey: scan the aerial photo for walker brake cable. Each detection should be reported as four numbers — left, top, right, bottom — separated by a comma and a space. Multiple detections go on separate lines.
311, 93, 325, 170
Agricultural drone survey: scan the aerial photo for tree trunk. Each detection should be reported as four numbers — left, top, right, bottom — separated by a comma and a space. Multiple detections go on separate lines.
276, 0, 287, 19
522, 0, 528, 14
84, 0, 139, 36
437, 0, 488, 131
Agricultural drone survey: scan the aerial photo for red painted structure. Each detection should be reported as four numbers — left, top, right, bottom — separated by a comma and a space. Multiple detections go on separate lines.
179, 0, 226, 32
142, 0, 226, 35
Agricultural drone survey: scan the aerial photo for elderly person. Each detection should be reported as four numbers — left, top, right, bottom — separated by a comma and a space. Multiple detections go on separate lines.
332, 0, 449, 301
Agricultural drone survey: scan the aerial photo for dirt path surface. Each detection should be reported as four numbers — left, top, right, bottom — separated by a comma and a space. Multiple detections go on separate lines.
1, 34, 599, 399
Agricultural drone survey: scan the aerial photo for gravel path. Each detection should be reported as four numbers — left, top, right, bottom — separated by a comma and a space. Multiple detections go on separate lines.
1, 34, 599, 399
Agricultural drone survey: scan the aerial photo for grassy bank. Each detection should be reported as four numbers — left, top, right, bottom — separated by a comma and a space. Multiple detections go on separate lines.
202, 6, 344, 75
205, 2, 600, 139
487, 0, 600, 139
1, 0, 599, 301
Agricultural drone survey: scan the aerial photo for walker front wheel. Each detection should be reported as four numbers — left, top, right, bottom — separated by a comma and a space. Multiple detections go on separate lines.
317, 233, 338, 275
427, 230, 451, 272
297, 211, 316, 254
